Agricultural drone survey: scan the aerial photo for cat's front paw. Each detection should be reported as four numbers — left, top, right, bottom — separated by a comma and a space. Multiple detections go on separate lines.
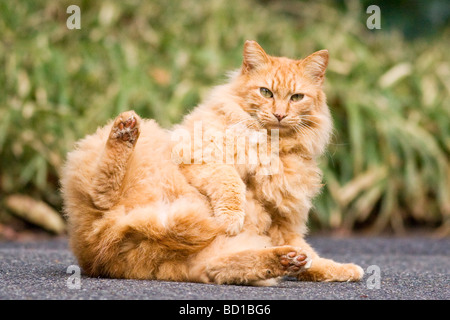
216, 210, 245, 236
297, 260, 364, 282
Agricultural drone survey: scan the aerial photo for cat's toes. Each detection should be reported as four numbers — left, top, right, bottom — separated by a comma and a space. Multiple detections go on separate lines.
323, 263, 364, 282
278, 247, 311, 275
343, 263, 365, 282
110, 110, 141, 146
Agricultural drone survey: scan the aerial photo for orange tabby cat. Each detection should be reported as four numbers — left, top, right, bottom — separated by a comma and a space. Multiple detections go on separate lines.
61, 40, 363, 285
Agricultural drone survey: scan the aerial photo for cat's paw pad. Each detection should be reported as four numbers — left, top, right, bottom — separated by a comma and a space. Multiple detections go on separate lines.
216, 210, 245, 236
279, 248, 310, 275
111, 111, 141, 146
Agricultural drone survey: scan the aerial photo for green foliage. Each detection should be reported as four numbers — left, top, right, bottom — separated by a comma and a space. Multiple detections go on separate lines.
0, 0, 448, 233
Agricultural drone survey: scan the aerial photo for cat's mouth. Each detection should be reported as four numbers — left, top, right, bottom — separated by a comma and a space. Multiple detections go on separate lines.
263, 121, 292, 132
249, 113, 297, 133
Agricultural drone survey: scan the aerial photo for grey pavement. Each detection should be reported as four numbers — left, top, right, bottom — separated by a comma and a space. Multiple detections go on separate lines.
0, 235, 448, 300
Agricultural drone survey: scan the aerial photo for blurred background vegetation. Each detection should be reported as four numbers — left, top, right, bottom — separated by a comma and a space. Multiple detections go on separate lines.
0, 0, 449, 239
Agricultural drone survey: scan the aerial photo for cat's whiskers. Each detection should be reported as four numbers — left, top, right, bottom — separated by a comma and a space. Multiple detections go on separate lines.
227, 118, 253, 129
296, 124, 309, 137
293, 122, 318, 139
298, 115, 321, 127
257, 118, 266, 129
227, 116, 262, 131
292, 125, 302, 135
245, 114, 264, 130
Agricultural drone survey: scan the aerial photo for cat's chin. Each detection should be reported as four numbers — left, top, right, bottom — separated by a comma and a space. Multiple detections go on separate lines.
264, 122, 293, 134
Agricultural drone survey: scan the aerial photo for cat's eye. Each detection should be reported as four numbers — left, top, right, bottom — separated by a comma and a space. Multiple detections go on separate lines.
290, 93, 305, 102
260, 87, 273, 98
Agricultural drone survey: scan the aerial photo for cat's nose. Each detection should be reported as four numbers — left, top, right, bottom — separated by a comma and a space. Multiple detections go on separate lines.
273, 113, 287, 122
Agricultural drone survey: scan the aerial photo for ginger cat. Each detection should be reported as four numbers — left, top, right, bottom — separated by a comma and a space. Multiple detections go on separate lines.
61, 40, 364, 285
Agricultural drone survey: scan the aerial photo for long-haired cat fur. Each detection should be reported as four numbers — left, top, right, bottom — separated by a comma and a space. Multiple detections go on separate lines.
61, 40, 364, 285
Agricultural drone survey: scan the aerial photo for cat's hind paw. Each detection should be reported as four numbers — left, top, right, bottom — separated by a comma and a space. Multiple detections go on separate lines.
110, 110, 141, 147
279, 248, 310, 275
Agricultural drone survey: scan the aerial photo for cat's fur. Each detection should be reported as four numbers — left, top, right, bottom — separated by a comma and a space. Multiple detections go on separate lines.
61, 41, 364, 285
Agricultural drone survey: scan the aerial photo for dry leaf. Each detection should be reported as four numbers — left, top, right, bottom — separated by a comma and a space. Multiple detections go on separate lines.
5, 194, 66, 234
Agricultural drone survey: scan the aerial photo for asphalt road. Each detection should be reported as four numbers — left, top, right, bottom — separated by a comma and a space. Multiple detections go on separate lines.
0, 235, 448, 300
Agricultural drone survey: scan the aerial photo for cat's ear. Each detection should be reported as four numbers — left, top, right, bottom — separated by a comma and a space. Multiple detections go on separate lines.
242, 40, 270, 73
300, 50, 329, 85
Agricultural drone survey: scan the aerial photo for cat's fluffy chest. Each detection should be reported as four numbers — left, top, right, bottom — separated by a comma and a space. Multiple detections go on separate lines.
249, 151, 322, 218
226, 124, 323, 217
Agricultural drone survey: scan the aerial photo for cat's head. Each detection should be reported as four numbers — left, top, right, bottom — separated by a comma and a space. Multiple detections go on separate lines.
231, 40, 332, 155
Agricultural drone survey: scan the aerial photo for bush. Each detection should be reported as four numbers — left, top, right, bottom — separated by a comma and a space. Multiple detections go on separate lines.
0, 0, 448, 234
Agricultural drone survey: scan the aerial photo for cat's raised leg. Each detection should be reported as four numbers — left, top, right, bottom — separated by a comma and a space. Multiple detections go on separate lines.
199, 246, 310, 285
91, 110, 141, 210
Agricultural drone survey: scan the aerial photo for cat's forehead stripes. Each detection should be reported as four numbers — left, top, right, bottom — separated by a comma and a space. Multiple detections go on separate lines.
268, 59, 303, 98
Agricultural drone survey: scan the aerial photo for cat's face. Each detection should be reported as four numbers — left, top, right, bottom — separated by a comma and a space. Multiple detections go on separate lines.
233, 41, 331, 140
